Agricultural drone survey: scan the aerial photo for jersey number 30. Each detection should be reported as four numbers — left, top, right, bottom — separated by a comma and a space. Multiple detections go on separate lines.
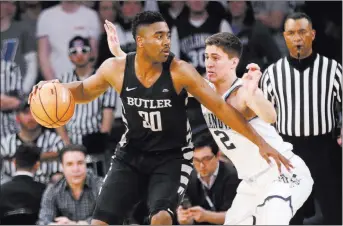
138, 111, 162, 131
213, 130, 236, 150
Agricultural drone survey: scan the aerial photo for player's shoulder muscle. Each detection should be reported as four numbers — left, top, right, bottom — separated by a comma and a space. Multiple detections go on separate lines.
98, 56, 126, 93
170, 58, 201, 92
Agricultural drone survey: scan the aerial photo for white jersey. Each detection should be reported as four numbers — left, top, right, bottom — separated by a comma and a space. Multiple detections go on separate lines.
201, 79, 293, 180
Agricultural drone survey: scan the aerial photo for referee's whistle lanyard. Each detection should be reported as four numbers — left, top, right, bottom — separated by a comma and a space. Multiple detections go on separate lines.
201, 183, 216, 211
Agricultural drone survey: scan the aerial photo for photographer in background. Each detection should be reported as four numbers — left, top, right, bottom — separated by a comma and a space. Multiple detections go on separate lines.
177, 134, 240, 225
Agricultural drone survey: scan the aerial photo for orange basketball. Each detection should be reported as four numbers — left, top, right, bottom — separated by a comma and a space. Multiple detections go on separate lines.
30, 82, 75, 128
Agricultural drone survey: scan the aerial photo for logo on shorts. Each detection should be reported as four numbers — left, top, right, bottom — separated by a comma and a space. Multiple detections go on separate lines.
275, 173, 301, 188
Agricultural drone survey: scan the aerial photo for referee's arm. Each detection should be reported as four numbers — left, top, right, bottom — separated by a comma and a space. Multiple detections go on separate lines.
0, 65, 22, 111
334, 63, 342, 141
334, 63, 342, 104
100, 87, 116, 134
259, 68, 275, 105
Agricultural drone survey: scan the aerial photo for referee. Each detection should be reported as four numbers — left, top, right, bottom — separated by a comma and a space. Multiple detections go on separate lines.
0, 60, 23, 137
260, 12, 342, 225
0, 97, 64, 184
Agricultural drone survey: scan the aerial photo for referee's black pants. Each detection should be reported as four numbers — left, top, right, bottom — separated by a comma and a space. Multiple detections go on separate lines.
281, 133, 342, 225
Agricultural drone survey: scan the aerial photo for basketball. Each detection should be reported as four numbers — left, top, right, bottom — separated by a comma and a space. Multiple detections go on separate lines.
30, 82, 75, 128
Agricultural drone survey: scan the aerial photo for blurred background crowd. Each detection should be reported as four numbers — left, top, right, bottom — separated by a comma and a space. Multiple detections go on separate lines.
0, 1, 342, 225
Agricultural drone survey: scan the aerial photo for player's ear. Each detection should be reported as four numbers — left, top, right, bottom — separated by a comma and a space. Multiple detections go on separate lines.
311, 29, 316, 41
136, 35, 144, 48
231, 57, 239, 69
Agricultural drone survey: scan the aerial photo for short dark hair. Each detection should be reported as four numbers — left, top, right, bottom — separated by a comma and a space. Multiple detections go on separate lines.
284, 12, 313, 30
131, 11, 166, 40
205, 32, 243, 58
68, 35, 90, 49
14, 144, 41, 169
59, 144, 87, 163
194, 133, 219, 155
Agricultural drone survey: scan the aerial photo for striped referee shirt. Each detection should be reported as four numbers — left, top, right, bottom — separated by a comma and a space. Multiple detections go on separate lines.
0, 129, 64, 184
60, 70, 116, 139
0, 60, 22, 137
260, 53, 342, 137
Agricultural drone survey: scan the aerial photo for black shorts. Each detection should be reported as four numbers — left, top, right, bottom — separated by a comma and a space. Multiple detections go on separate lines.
92, 147, 193, 224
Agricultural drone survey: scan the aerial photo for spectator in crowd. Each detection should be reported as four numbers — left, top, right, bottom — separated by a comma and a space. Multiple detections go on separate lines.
20, 1, 42, 38
56, 36, 115, 175
93, 1, 118, 33
159, 1, 187, 29
0, 144, 46, 224
0, 59, 22, 137
1, 96, 64, 184
171, 0, 232, 75
1, 1, 38, 94
37, 1, 100, 80
251, 1, 295, 56
177, 134, 240, 225
96, 0, 143, 69
159, 1, 226, 31
38, 145, 103, 225
226, 1, 281, 76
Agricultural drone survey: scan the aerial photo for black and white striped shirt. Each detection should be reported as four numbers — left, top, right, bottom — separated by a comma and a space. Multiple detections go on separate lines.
260, 53, 342, 137
0, 129, 64, 184
0, 60, 22, 137
60, 70, 116, 140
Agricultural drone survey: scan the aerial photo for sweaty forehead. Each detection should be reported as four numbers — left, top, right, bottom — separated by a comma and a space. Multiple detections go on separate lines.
285, 18, 311, 31
137, 22, 169, 36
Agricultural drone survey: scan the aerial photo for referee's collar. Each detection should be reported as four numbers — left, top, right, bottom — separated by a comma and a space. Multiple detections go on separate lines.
287, 52, 317, 71
73, 69, 96, 81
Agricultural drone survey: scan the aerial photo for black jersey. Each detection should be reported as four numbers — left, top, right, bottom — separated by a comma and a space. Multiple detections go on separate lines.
119, 52, 192, 153
176, 16, 222, 75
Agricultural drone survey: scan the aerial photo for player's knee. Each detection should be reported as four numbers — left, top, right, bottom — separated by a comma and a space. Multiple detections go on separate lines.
150, 210, 172, 225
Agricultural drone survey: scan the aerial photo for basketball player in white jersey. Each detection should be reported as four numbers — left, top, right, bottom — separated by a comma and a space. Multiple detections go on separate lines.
201, 32, 313, 225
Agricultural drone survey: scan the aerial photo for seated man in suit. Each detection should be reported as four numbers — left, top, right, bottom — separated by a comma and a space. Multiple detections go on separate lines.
177, 134, 240, 225
0, 144, 46, 224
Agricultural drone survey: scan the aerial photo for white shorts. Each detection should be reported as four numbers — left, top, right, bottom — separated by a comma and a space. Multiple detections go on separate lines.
224, 154, 313, 225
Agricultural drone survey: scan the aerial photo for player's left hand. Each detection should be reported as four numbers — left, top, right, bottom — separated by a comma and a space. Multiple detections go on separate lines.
259, 143, 293, 173
104, 20, 126, 58
242, 63, 262, 97
188, 206, 208, 223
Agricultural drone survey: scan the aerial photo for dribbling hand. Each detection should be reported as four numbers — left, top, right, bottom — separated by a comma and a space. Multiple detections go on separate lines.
104, 20, 125, 57
28, 79, 60, 104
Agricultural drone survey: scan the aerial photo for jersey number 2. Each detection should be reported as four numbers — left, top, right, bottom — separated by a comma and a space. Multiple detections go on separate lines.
138, 111, 162, 131
213, 130, 236, 150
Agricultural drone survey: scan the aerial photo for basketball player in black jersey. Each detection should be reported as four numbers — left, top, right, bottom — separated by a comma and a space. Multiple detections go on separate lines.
29, 11, 292, 225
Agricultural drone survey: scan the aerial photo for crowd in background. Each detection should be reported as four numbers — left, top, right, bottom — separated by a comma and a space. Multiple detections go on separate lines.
0, 1, 342, 225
